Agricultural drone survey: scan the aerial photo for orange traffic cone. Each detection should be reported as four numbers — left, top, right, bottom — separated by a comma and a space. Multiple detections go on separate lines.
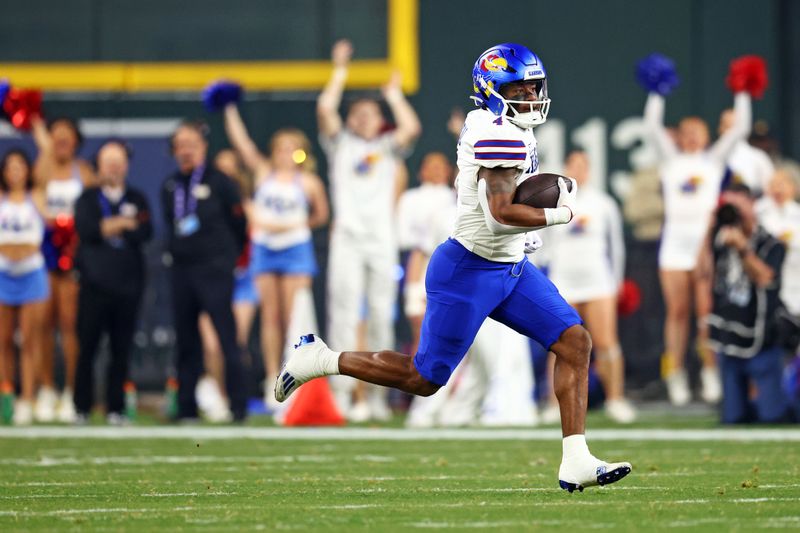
281, 378, 345, 426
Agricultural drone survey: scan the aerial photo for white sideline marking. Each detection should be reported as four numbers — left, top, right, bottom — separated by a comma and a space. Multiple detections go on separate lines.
0, 455, 332, 467
1, 426, 800, 441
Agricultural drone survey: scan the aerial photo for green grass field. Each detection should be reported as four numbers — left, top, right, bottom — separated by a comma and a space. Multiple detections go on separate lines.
1, 419, 800, 531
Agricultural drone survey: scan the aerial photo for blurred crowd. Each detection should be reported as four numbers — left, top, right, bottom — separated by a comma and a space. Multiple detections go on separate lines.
0, 43, 798, 427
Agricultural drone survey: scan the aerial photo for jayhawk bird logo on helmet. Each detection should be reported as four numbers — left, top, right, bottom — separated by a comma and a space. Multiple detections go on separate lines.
471, 43, 551, 128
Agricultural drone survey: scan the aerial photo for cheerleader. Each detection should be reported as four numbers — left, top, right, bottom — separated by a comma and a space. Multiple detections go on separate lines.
223, 103, 329, 409
0, 149, 49, 425
639, 54, 754, 405
541, 151, 635, 423
31, 116, 95, 422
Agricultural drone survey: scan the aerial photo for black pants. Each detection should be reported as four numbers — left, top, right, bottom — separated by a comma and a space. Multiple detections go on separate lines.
171, 261, 247, 420
75, 284, 141, 415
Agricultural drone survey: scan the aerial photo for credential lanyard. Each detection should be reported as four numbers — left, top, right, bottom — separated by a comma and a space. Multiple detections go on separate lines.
174, 165, 205, 221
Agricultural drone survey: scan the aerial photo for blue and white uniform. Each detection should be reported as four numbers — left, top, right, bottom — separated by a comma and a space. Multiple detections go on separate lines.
250, 172, 317, 275
544, 187, 625, 303
414, 109, 581, 386
0, 195, 49, 305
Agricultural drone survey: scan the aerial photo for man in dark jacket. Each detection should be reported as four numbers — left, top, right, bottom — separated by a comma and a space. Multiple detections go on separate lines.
74, 140, 152, 423
162, 121, 248, 421
707, 184, 788, 423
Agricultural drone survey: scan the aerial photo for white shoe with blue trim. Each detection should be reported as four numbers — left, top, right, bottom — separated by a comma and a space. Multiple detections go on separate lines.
274, 334, 340, 403
558, 458, 632, 493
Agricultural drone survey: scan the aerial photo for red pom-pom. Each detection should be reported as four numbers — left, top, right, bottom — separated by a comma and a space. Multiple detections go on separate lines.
726, 55, 768, 99
1, 88, 42, 131
617, 279, 642, 317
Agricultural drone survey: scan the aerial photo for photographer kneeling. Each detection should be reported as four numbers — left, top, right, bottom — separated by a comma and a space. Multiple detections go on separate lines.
703, 184, 789, 423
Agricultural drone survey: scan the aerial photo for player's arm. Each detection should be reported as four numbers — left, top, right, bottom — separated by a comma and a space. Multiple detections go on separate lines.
383, 71, 422, 152
394, 160, 409, 205
317, 39, 351, 139
709, 92, 752, 163
477, 167, 575, 234
404, 247, 427, 317
223, 103, 269, 174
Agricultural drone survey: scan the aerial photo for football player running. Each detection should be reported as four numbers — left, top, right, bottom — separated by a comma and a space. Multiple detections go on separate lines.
276, 43, 631, 492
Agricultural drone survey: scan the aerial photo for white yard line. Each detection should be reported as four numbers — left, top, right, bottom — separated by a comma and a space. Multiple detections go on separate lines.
1, 426, 800, 441
0, 455, 333, 467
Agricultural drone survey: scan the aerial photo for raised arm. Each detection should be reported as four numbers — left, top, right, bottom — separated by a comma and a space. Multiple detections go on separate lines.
383, 71, 422, 152
477, 167, 575, 234
643, 93, 679, 161
709, 92, 752, 163
317, 39, 351, 139
31, 116, 54, 186
223, 103, 268, 174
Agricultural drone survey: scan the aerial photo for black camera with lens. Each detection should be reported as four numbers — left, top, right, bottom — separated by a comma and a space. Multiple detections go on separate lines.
715, 203, 742, 228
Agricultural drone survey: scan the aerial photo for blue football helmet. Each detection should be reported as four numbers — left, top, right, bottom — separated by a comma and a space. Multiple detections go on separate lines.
471, 43, 550, 128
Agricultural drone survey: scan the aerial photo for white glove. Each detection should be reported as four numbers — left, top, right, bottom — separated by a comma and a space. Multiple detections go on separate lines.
524, 231, 543, 254
545, 177, 577, 226
557, 177, 577, 212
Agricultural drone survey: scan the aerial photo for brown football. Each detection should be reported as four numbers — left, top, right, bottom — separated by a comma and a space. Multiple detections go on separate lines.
512, 173, 572, 209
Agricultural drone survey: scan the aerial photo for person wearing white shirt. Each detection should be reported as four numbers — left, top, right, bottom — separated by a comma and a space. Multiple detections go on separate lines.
718, 108, 775, 196
756, 167, 800, 316
317, 39, 422, 420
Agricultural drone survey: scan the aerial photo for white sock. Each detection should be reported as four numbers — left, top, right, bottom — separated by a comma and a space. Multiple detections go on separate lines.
562, 434, 592, 462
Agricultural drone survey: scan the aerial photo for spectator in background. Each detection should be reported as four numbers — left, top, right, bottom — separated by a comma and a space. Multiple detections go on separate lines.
196, 149, 259, 422
161, 121, 248, 422
756, 167, 800, 363
73, 141, 152, 424
223, 101, 329, 411
540, 151, 636, 424
396, 152, 455, 356
30, 116, 96, 423
718, 109, 775, 195
705, 184, 788, 423
643, 80, 751, 406
0, 149, 49, 425
317, 39, 421, 420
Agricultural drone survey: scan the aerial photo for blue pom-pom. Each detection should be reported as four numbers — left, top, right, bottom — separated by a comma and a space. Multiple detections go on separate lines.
635, 53, 679, 96
202, 80, 243, 112
0, 79, 10, 107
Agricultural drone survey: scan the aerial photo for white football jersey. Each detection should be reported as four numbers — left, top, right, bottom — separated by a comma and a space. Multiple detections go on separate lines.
320, 129, 403, 243
396, 183, 456, 251
756, 197, 800, 314
452, 109, 537, 263
545, 187, 625, 303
